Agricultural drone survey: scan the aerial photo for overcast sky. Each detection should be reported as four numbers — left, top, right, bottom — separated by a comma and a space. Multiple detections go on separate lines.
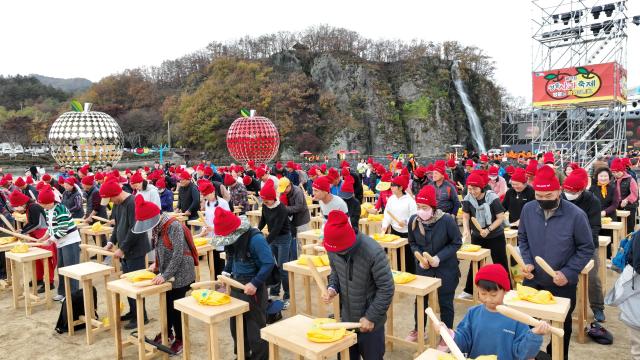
1, 0, 638, 102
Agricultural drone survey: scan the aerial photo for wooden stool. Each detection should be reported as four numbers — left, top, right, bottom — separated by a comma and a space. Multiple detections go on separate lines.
283, 260, 340, 319
364, 194, 376, 203
187, 219, 205, 234
107, 278, 172, 360
79, 244, 122, 276
261, 314, 357, 360
602, 220, 623, 257
358, 218, 368, 234
195, 244, 215, 282
456, 248, 491, 304
576, 259, 595, 344
386, 275, 441, 355
309, 216, 323, 230
6, 247, 53, 316
504, 228, 518, 247
416, 348, 450, 359
0, 242, 16, 290
58, 262, 115, 344
503, 290, 570, 360
175, 293, 249, 360
598, 236, 611, 294
308, 204, 321, 217
363, 220, 382, 236
246, 210, 262, 227
80, 226, 114, 261
297, 229, 322, 248
616, 209, 631, 237
377, 237, 408, 271
13, 214, 26, 230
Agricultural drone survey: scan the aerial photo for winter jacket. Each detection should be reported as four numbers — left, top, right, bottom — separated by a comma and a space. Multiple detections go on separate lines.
431, 180, 460, 215
284, 185, 310, 227
229, 183, 249, 215
62, 188, 84, 219
589, 182, 619, 217
45, 203, 80, 248
605, 263, 640, 330
563, 191, 601, 248
501, 185, 535, 223
258, 202, 291, 243
22, 201, 47, 238
109, 195, 150, 258
287, 170, 300, 187
408, 212, 462, 293
616, 173, 638, 209
224, 228, 275, 288
343, 196, 361, 233
327, 233, 394, 330
518, 199, 594, 286
349, 169, 364, 204
177, 183, 200, 220
153, 215, 196, 289
85, 186, 107, 219
159, 189, 174, 212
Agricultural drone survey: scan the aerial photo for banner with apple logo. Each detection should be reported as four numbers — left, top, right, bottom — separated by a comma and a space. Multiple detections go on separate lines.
532, 62, 626, 108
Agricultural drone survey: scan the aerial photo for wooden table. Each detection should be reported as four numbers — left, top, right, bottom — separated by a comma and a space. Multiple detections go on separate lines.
308, 204, 321, 217
107, 278, 172, 360
13, 214, 26, 230
309, 216, 323, 230
298, 229, 322, 247
503, 290, 570, 360
576, 259, 595, 344
0, 241, 18, 290
616, 209, 631, 236
358, 219, 382, 236
195, 244, 215, 282
283, 260, 340, 319
246, 210, 262, 227
79, 226, 114, 261
386, 275, 441, 355
6, 247, 53, 316
187, 219, 205, 234
376, 237, 408, 272
174, 295, 249, 360
598, 236, 611, 294
456, 248, 491, 304
58, 262, 115, 344
602, 221, 624, 257
261, 314, 357, 360
415, 348, 450, 360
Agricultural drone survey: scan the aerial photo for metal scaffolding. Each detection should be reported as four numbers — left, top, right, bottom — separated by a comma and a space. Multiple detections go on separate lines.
531, 0, 628, 169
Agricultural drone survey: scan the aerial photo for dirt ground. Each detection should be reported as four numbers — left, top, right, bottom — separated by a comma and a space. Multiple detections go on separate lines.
0, 259, 632, 359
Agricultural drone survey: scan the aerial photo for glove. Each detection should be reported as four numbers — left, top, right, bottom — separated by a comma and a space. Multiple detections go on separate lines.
428, 255, 440, 268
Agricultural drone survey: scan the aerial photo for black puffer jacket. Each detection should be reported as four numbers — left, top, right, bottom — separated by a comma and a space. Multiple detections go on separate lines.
327, 233, 394, 330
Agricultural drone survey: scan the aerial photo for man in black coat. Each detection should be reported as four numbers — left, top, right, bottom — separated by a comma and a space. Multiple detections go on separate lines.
177, 172, 200, 221
340, 161, 363, 204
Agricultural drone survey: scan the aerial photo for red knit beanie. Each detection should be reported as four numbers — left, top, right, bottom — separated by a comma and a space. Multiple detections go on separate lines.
525, 160, 538, 176
563, 168, 588, 192
38, 188, 55, 205
339, 175, 355, 195
42, 174, 52, 182
532, 165, 560, 191
414, 167, 426, 179
488, 166, 499, 176
204, 166, 214, 177
446, 159, 456, 169
415, 185, 437, 208
99, 180, 122, 199
543, 152, 555, 164
327, 168, 339, 182
465, 159, 474, 167
134, 194, 160, 221
156, 178, 166, 189
243, 175, 252, 186
510, 168, 527, 184
9, 189, 30, 207
198, 181, 215, 196
312, 176, 331, 193
380, 172, 392, 183
213, 207, 241, 236
340, 160, 350, 169
130, 172, 144, 184
505, 165, 515, 175
260, 179, 277, 201
480, 154, 489, 163
179, 171, 191, 181
65, 177, 76, 187
26, 176, 34, 185
475, 263, 511, 291
611, 158, 625, 172
256, 168, 266, 178
466, 170, 487, 188
224, 174, 235, 187
14, 177, 25, 188
433, 165, 446, 177
81, 175, 95, 186
391, 176, 409, 191
340, 167, 350, 178
323, 210, 356, 252
3, 174, 12, 181
287, 161, 296, 169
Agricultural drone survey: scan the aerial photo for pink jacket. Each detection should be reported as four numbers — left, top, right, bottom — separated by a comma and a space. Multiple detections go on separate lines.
489, 177, 508, 199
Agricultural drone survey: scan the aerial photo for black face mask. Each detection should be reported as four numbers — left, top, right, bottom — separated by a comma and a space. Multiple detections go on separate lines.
537, 198, 559, 210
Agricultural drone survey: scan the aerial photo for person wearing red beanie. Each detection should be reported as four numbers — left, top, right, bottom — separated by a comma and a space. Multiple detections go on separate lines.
382, 175, 417, 273
487, 166, 508, 200
258, 178, 293, 306
322, 209, 394, 357
518, 165, 594, 358
611, 157, 639, 236
61, 176, 84, 219
177, 171, 201, 221
313, 176, 348, 221
225, 172, 249, 216
459, 169, 508, 301
130, 171, 161, 212
132, 194, 196, 353
81, 175, 108, 224
337, 175, 361, 232
405, 184, 462, 339
501, 168, 535, 228
430, 164, 460, 216
155, 178, 174, 213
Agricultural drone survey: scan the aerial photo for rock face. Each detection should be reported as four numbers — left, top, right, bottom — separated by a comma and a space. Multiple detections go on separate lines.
268, 49, 502, 157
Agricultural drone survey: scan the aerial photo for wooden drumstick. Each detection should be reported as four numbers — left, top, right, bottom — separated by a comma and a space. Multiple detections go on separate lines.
506, 244, 527, 270
535, 256, 557, 277
496, 305, 564, 337
386, 210, 402, 225
425, 308, 466, 360
470, 217, 483, 231
414, 251, 429, 268
91, 215, 111, 223
0, 227, 40, 243
307, 261, 328, 297
217, 275, 247, 291
319, 322, 362, 330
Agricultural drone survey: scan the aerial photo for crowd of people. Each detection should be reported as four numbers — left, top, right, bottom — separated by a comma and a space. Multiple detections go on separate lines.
0, 152, 639, 359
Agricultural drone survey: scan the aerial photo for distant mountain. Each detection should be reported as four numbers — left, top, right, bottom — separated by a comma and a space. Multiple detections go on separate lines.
32, 74, 92, 94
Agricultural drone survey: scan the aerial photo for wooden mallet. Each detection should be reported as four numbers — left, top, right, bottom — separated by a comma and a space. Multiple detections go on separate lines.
0, 214, 16, 232
307, 261, 328, 297
425, 308, 466, 360
0, 227, 41, 243
470, 217, 483, 231
319, 322, 362, 330
535, 256, 557, 277
217, 275, 246, 291
496, 305, 564, 337
506, 244, 527, 271
414, 251, 429, 268
91, 215, 111, 223
386, 210, 402, 225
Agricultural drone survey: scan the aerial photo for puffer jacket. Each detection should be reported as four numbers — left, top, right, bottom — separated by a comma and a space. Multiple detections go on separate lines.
327, 233, 394, 330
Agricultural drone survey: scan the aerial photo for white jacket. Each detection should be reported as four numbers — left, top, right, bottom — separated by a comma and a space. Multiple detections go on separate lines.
382, 194, 417, 233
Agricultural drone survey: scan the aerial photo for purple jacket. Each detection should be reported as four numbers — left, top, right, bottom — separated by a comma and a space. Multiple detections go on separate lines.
518, 199, 594, 286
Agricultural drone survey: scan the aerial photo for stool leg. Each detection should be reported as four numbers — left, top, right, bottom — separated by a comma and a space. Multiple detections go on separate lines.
387, 294, 394, 351
303, 276, 311, 315
10, 260, 19, 309
104, 274, 114, 335
333, 294, 341, 322
22, 263, 31, 316
83, 280, 95, 344
288, 272, 297, 314
207, 251, 214, 281
340, 349, 350, 360
181, 313, 190, 360
43, 258, 51, 308
552, 321, 564, 360
136, 296, 145, 360
236, 314, 245, 360
64, 276, 74, 336
195, 264, 201, 282
417, 295, 425, 353
208, 323, 220, 359
113, 292, 123, 359
428, 291, 440, 349
159, 292, 169, 360
400, 246, 406, 272
472, 261, 479, 304
31, 261, 37, 296
268, 343, 279, 360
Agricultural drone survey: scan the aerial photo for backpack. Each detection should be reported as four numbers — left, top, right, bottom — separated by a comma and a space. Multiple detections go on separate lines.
160, 217, 199, 266
612, 231, 636, 271
55, 287, 98, 334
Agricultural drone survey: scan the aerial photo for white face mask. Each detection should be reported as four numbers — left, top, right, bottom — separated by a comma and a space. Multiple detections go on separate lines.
489, 176, 498, 181
564, 191, 581, 201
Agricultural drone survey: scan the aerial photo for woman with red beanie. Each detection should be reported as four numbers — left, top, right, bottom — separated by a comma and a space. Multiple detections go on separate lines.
9, 189, 57, 293
405, 185, 462, 342
381, 175, 417, 273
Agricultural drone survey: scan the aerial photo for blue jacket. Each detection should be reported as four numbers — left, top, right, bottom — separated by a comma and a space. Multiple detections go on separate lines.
224, 231, 275, 288
287, 170, 300, 186
518, 199, 594, 286
159, 189, 174, 212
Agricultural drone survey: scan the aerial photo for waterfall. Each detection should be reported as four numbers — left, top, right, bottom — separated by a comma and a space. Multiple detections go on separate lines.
451, 60, 487, 153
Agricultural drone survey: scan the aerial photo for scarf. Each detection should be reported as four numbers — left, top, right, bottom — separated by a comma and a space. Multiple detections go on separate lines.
597, 182, 608, 199
464, 190, 499, 228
